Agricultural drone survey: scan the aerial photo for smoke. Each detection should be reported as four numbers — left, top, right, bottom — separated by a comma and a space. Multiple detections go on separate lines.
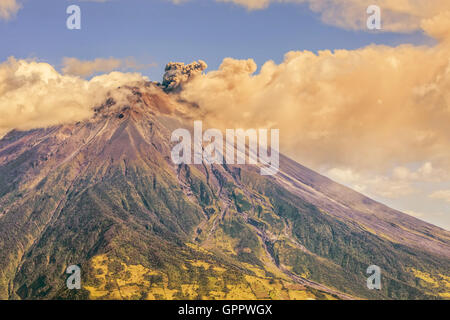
176, 16, 450, 174
0, 57, 148, 137
162, 60, 208, 92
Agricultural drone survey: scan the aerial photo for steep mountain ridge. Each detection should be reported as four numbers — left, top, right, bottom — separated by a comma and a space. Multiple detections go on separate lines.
0, 83, 448, 300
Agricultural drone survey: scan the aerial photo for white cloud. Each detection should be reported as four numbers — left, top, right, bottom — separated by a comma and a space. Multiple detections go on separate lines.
0, 0, 21, 20
62, 57, 122, 77
327, 167, 417, 199
429, 190, 450, 203
61, 57, 155, 78
326, 162, 450, 202
392, 162, 446, 182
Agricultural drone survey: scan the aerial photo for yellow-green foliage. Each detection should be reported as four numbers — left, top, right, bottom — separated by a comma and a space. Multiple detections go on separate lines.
85, 251, 329, 300
409, 268, 450, 298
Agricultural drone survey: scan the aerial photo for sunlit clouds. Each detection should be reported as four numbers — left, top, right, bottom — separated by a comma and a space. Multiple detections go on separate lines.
62, 57, 156, 78
0, 0, 21, 20
0, 57, 147, 137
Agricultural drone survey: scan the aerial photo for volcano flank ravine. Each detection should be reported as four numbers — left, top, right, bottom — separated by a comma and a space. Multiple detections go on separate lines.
0, 82, 449, 300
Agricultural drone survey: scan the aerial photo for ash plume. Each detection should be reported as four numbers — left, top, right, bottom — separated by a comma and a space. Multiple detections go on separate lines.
161, 60, 207, 92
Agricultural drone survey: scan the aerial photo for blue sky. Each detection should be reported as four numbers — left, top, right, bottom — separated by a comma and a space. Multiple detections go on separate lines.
0, 0, 430, 80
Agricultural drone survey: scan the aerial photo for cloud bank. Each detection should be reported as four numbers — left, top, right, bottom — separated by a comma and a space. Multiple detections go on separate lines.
61, 57, 155, 78
0, 58, 147, 137
177, 12, 450, 178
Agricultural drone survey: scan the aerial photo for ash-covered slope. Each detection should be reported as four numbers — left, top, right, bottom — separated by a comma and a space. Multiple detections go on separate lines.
0, 84, 448, 300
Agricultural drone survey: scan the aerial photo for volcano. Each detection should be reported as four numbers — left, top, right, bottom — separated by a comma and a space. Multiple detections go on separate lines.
0, 83, 449, 300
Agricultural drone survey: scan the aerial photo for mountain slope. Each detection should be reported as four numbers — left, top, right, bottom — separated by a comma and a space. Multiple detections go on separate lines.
0, 84, 449, 300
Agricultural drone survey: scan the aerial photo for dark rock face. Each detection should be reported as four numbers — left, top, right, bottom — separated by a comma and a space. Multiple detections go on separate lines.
0, 85, 448, 300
